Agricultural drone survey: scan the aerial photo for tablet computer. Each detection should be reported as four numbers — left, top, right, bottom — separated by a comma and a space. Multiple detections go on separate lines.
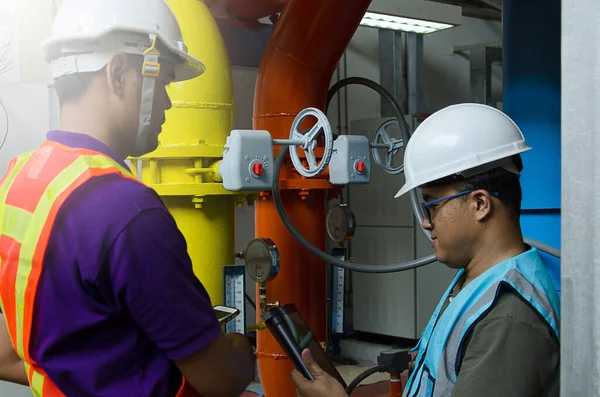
261, 303, 347, 388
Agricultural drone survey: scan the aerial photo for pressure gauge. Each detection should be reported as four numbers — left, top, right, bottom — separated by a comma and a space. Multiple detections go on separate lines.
326, 205, 356, 243
245, 238, 280, 283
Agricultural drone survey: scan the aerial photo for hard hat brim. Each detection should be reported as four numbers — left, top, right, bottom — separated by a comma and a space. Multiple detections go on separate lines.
175, 52, 206, 82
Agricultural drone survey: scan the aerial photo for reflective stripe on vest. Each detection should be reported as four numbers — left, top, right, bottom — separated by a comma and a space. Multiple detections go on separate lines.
0, 141, 136, 396
404, 248, 560, 397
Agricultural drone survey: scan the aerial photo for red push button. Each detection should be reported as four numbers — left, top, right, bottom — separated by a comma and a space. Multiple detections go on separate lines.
355, 161, 365, 173
252, 162, 263, 176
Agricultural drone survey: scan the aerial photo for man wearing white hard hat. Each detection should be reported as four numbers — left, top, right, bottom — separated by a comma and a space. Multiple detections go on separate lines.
0, 1, 255, 396
292, 104, 559, 397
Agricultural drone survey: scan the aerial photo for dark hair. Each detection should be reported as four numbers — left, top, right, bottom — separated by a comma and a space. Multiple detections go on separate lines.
54, 69, 105, 105
424, 154, 524, 219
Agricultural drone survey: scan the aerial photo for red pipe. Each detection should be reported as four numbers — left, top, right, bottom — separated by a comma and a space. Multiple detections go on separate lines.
253, 0, 372, 396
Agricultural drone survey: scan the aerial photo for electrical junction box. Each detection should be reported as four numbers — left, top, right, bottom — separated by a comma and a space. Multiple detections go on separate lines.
329, 135, 371, 185
220, 130, 274, 192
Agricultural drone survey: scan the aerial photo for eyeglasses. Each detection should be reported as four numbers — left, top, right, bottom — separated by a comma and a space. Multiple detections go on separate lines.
422, 190, 499, 224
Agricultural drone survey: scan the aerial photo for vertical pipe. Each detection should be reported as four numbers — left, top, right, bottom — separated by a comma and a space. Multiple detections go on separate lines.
407, 33, 424, 115
379, 29, 406, 117
253, 1, 371, 395
470, 47, 492, 106
140, 0, 236, 304
561, 0, 600, 393
502, 0, 561, 293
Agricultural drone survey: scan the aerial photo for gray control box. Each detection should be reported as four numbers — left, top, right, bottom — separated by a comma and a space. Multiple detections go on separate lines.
220, 130, 274, 191
329, 135, 371, 185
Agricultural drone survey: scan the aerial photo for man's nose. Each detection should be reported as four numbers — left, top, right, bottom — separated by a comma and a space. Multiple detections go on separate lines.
422, 216, 433, 230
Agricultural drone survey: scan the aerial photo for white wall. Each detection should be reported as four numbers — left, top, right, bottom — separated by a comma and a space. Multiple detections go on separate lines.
561, 0, 600, 393
0, 0, 54, 171
0, 1, 56, 393
0, 84, 51, 172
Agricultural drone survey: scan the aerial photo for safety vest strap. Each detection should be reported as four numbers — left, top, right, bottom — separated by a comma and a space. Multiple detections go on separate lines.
404, 248, 560, 397
0, 141, 138, 396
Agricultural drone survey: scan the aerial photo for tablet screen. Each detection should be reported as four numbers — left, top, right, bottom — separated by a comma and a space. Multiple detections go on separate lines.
262, 304, 347, 388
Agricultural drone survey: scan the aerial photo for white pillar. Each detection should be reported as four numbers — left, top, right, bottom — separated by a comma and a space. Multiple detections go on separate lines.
562, 0, 600, 395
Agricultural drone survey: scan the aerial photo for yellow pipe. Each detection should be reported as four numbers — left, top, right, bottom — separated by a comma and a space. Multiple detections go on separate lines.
136, 0, 240, 305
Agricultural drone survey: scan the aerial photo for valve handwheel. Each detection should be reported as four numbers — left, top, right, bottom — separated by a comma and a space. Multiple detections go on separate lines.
288, 107, 334, 178
371, 119, 405, 175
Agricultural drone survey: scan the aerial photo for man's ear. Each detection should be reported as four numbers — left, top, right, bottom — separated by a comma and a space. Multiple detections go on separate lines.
106, 53, 130, 98
472, 190, 492, 221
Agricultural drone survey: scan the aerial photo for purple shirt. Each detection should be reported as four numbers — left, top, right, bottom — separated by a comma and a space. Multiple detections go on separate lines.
27, 131, 221, 396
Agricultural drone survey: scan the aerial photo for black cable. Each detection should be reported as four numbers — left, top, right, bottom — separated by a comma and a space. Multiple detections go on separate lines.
325, 77, 429, 240
345, 364, 384, 395
272, 77, 436, 273
273, 147, 435, 273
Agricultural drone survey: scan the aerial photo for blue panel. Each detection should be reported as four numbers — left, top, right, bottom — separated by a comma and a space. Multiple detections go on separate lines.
519, 122, 561, 210
520, 211, 561, 249
503, 0, 561, 211
504, 0, 561, 295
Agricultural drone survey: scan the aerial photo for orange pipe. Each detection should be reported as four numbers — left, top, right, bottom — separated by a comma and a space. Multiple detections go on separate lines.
389, 378, 404, 396
253, 0, 371, 396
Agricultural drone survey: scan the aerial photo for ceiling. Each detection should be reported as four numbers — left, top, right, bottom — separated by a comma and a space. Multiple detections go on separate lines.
427, 0, 502, 21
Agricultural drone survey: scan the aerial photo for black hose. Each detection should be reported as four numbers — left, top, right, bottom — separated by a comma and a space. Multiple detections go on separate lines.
273, 146, 436, 273
345, 364, 384, 395
271, 77, 436, 273
326, 77, 431, 243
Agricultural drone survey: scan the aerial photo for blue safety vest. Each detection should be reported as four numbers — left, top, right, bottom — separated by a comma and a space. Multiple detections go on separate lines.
404, 247, 560, 397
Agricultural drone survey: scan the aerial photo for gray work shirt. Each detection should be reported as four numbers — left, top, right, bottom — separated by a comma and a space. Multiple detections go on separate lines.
439, 277, 559, 397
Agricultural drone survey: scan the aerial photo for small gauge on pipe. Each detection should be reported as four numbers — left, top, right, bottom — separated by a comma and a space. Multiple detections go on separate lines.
326, 205, 356, 243
245, 238, 280, 283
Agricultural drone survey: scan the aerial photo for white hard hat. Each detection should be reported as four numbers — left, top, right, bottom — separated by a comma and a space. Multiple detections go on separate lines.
42, 0, 205, 82
43, 0, 205, 156
394, 103, 531, 198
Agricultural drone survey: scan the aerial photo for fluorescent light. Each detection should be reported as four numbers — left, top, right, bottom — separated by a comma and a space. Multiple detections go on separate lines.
360, 11, 455, 34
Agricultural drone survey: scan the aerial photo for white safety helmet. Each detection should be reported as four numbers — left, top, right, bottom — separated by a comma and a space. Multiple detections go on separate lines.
395, 103, 531, 198
42, 0, 206, 155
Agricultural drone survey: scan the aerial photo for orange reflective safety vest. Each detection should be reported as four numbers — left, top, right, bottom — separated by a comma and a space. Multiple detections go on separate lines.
0, 141, 201, 397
